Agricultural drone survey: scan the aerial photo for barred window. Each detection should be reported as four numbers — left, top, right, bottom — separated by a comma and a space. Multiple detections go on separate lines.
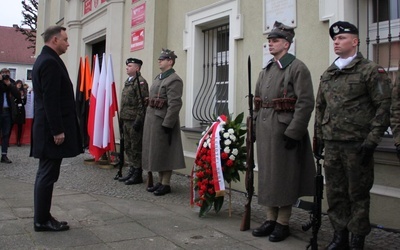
192, 24, 230, 124
365, 0, 399, 82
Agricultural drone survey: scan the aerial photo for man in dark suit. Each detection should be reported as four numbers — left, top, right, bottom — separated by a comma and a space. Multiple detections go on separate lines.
31, 26, 83, 232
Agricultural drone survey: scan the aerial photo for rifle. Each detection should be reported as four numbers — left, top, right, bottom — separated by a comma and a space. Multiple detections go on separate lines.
134, 72, 154, 188
240, 55, 255, 231
113, 120, 125, 180
295, 128, 324, 250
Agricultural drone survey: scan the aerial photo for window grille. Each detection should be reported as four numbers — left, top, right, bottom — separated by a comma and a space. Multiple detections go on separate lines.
192, 24, 230, 124
364, 0, 399, 84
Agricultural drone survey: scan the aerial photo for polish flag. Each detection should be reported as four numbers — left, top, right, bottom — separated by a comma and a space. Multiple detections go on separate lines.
103, 54, 117, 153
88, 54, 105, 160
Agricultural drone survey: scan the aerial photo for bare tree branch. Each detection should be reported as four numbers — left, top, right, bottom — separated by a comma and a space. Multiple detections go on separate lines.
15, 0, 38, 53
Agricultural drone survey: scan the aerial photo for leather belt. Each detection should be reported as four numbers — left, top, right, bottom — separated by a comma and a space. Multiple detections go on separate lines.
261, 102, 274, 108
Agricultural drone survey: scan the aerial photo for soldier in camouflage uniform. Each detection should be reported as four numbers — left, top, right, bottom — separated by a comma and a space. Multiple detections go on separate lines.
118, 58, 149, 185
390, 61, 400, 161
315, 21, 392, 250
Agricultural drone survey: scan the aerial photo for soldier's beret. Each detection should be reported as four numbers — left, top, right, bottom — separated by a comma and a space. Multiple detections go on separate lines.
267, 21, 295, 43
126, 58, 143, 66
158, 48, 177, 60
329, 21, 359, 39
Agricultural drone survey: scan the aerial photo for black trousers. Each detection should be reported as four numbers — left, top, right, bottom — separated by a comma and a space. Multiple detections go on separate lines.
34, 158, 62, 224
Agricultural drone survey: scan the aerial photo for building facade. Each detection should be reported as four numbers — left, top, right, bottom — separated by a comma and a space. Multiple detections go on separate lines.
0, 25, 35, 86
36, 0, 400, 229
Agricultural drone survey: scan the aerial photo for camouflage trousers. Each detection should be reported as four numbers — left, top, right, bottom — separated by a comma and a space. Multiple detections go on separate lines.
123, 119, 143, 168
324, 141, 374, 236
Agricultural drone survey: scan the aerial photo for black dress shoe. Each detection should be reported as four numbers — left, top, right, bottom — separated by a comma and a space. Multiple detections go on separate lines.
1, 155, 11, 163
51, 216, 68, 226
154, 185, 171, 196
325, 229, 349, 250
147, 182, 162, 192
252, 220, 276, 237
34, 219, 70, 232
269, 222, 290, 242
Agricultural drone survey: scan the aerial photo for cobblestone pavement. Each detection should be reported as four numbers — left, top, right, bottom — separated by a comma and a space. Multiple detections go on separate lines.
1, 145, 399, 249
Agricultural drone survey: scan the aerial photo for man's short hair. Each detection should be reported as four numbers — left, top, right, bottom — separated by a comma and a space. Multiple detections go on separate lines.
42, 26, 67, 43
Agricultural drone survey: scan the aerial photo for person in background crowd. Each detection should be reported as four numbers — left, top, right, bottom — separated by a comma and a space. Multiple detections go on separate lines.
315, 21, 392, 250
31, 25, 83, 232
251, 21, 316, 243
390, 61, 400, 162
142, 48, 185, 196
0, 68, 21, 163
118, 58, 149, 185
13, 80, 27, 147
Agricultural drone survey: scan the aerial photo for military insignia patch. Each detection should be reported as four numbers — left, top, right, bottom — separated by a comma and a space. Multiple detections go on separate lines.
333, 26, 339, 34
377, 67, 386, 73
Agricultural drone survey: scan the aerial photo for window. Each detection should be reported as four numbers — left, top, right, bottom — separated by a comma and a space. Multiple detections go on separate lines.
366, 0, 400, 137
366, 0, 399, 80
192, 24, 230, 124
184, 0, 242, 128
373, 0, 400, 22
26, 69, 32, 81
8, 68, 16, 80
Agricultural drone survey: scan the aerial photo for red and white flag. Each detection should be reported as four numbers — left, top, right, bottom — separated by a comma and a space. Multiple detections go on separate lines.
103, 54, 117, 153
88, 54, 105, 160
88, 54, 118, 161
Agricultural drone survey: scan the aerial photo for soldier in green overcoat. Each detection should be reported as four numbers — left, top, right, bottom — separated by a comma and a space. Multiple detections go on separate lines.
142, 49, 185, 196
252, 21, 316, 243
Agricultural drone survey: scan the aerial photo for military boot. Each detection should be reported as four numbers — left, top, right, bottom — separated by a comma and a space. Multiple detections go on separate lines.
350, 234, 365, 250
118, 166, 134, 182
325, 229, 349, 250
125, 167, 143, 185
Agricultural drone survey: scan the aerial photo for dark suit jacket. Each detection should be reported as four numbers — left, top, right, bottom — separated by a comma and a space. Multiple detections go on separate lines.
31, 45, 83, 159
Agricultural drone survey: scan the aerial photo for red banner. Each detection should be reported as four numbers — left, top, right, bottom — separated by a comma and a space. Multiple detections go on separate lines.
84, 0, 92, 15
130, 28, 145, 52
131, 3, 146, 27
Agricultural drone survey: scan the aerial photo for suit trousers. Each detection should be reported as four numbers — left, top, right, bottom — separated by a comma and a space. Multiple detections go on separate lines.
34, 158, 62, 223
0, 109, 12, 154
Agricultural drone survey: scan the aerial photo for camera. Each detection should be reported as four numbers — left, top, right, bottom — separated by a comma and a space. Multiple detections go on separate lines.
1, 74, 10, 81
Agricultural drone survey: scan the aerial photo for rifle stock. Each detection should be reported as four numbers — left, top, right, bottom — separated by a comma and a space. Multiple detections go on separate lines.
240, 116, 255, 231
113, 128, 125, 180
297, 139, 323, 250
240, 55, 255, 231
147, 171, 154, 188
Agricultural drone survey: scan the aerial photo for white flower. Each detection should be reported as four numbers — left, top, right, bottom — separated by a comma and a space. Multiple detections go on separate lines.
232, 148, 238, 156
203, 142, 208, 148
229, 134, 236, 141
224, 147, 230, 153
223, 132, 230, 139
229, 155, 236, 161
201, 130, 206, 136
224, 139, 232, 146
228, 128, 235, 134
206, 138, 211, 146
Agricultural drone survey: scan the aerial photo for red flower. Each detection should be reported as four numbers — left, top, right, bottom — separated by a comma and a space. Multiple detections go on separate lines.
196, 171, 205, 178
208, 188, 215, 195
221, 152, 228, 159
226, 159, 234, 167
